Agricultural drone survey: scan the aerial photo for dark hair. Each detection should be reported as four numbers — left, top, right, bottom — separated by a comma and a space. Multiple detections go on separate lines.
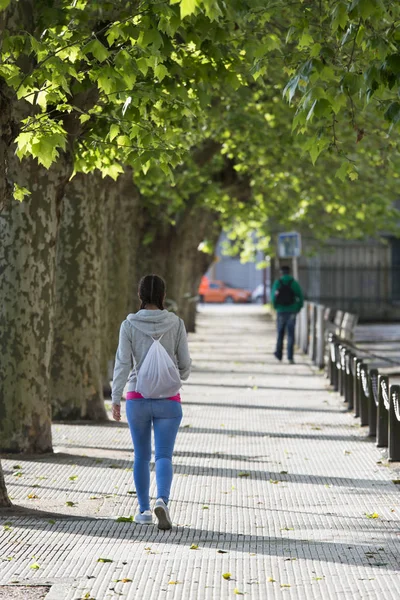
280, 266, 290, 275
138, 274, 166, 310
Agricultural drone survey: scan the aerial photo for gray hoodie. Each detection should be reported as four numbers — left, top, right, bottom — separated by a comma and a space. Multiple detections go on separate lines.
111, 309, 191, 405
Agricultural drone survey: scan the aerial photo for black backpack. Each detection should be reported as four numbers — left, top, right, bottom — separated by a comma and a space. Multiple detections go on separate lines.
275, 278, 296, 306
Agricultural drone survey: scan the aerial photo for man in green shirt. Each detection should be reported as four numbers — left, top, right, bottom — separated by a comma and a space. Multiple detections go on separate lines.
271, 266, 304, 364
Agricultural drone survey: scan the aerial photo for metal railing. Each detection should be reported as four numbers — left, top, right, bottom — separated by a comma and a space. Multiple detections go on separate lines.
296, 301, 400, 461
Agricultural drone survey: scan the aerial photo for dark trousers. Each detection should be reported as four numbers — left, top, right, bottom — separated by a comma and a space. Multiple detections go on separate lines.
275, 312, 297, 360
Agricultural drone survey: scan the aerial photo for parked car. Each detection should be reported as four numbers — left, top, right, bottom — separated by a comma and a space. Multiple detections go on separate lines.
199, 277, 251, 303
251, 283, 271, 304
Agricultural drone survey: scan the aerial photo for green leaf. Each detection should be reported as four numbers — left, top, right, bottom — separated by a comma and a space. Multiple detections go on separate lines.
30, 563, 40, 570
222, 573, 232, 580
310, 43, 322, 58
0, 0, 11, 10
335, 161, 348, 181
136, 57, 149, 76
84, 39, 109, 63
115, 516, 134, 522
384, 102, 400, 124
180, 0, 198, 19
154, 64, 169, 82
366, 512, 379, 519
13, 184, 31, 202
97, 557, 114, 563
332, 3, 348, 31
298, 32, 314, 49
109, 124, 119, 142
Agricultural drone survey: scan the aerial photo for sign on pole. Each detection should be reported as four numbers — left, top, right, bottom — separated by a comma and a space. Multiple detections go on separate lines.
277, 232, 301, 258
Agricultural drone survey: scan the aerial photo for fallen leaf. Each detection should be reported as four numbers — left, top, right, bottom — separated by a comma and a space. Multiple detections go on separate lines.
97, 558, 113, 563
312, 576, 324, 581
190, 544, 199, 550
366, 513, 379, 519
47, 519, 56, 525
280, 527, 294, 531
115, 516, 134, 522
392, 480, 400, 485
114, 578, 132, 583
280, 583, 291, 587
267, 577, 276, 582
217, 550, 228, 554
238, 472, 250, 478
30, 563, 40, 570
168, 581, 180, 585
222, 573, 231, 580
27, 493, 38, 499
13, 472, 23, 478
202, 505, 209, 509
65, 501, 77, 507
269, 479, 280, 484
234, 589, 244, 595
344, 450, 351, 455
280, 471, 288, 475
69, 475, 78, 481
12, 465, 22, 469
127, 490, 136, 495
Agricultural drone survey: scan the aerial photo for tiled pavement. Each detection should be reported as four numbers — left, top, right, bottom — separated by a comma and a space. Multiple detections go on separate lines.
1, 305, 399, 600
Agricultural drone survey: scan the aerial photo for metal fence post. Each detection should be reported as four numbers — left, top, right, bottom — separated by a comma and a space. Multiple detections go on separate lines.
344, 349, 354, 410
308, 303, 316, 362
301, 301, 309, 354
377, 375, 389, 448
389, 384, 400, 462
359, 363, 370, 427
315, 304, 325, 369
367, 368, 377, 438
354, 358, 362, 419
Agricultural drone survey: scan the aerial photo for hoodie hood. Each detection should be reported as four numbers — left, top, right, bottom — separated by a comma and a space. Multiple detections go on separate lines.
126, 309, 179, 336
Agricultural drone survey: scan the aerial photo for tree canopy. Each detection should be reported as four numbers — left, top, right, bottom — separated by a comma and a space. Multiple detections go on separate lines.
1, 0, 399, 249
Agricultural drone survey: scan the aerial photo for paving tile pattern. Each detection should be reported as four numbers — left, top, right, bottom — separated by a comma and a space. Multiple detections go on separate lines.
1, 306, 399, 599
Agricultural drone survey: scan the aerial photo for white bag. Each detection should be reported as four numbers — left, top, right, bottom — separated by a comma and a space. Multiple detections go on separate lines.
135, 334, 181, 399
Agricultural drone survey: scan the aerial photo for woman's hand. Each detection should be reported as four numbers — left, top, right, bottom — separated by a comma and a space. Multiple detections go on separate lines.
112, 404, 121, 422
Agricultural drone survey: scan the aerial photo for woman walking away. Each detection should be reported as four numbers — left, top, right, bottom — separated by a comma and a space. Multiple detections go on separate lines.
111, 275, 191, 529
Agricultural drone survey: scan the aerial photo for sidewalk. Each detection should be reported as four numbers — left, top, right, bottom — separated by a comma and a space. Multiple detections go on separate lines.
1, 305, 399, 600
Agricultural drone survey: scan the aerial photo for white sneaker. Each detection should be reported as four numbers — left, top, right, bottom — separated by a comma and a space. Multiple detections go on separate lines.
134, 510, 152, 524
154, 498, 172, 530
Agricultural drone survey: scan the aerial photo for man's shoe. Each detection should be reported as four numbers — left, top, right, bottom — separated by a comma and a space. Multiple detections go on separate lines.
134, 510, 153, 524
154, 498, 172, 530
288, 358, 295, 365
273, 352, 282, 361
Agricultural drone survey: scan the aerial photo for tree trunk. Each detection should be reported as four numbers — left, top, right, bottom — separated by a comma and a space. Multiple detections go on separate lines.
101, 170, 141, 389
51, 171, 110, 421
0, 460, 11, 507
0, 149, 72, 452
131, 203, 221, 332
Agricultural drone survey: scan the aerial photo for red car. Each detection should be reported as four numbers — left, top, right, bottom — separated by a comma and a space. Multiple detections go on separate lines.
198, 277, 251, 303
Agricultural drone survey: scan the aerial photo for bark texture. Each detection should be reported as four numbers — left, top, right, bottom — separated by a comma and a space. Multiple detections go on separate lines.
0, 460, 11, 507
101, 169, 141, 388
0, 151, 72, 452
51, 171, 110, 421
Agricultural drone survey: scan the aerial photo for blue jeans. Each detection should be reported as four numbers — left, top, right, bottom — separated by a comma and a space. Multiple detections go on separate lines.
275, 312, 297, 361
126, 399, 182, 512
